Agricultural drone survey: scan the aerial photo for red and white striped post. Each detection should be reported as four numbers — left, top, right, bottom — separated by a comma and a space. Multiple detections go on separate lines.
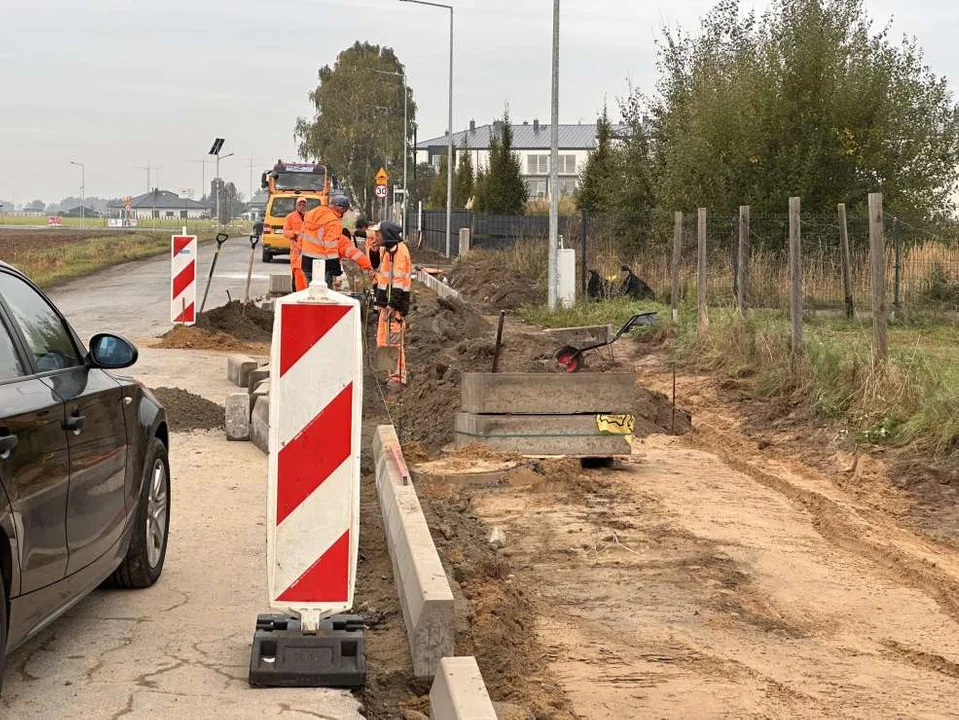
266, 270, 362, 630
171, 234, 197, 325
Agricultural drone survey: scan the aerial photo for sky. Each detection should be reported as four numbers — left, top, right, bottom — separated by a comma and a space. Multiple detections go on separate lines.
1, 0, 957, 206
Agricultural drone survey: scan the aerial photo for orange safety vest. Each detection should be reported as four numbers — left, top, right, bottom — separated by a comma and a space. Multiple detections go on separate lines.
375, 242, 412, 298
301, 206, 373, 271
283, 210, 306, 268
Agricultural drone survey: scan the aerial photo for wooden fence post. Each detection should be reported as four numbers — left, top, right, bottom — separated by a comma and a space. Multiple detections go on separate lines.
838, 203, 854, 319
671, 211, 682, 322
697, 208, 708, 329
737, 205, 750, 314
869, 193, 888, 363
789, 197, 803, 355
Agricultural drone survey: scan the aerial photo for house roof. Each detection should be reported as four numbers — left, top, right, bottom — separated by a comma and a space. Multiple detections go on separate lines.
107, 190, 210, 210
416, 122, 629, 151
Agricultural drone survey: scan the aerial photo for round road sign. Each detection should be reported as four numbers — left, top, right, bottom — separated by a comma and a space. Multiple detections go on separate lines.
374, 185, 388, 199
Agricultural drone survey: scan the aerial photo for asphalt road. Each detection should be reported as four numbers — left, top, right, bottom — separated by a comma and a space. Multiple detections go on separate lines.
48, 241, 285, 341
2, 255, 363, 718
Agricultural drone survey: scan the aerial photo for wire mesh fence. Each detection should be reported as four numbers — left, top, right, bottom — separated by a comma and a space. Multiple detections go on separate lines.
410, 205, 959, 317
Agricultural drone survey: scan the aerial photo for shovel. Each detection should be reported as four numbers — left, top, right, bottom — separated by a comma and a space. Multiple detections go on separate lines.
375, 309, 403, 372
199, 232, 229, 314
244, 234, 260, 305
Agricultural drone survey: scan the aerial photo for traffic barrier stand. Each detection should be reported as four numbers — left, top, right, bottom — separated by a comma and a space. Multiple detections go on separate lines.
248, 261, 367, 689
171, 234, 197, 325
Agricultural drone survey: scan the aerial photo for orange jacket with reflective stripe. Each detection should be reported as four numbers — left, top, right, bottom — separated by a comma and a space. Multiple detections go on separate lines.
301, 206, 372, 270
375, 242, 412, 294
282, 210, 306, 267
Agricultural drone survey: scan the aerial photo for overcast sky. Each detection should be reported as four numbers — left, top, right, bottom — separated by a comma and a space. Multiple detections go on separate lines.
1, 0, 957, 206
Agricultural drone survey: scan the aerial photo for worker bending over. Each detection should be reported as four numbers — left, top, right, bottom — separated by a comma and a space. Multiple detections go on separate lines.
298, 193, 373, 290
282, 197, 308, 292
373, 222, 412, 386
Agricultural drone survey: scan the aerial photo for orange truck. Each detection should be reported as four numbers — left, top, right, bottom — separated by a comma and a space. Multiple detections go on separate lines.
258, 160, 332, 263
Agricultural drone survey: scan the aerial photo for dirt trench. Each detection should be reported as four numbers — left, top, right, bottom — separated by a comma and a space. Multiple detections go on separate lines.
373, 270, 959, 717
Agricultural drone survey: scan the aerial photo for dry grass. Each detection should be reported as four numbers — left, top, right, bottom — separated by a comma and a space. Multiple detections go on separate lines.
673, 309, 959, 457
601, 240, 959, 314
4, 232, 202, 288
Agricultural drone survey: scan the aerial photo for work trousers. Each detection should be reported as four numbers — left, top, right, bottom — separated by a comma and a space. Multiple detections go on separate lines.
376, 308, 407, 385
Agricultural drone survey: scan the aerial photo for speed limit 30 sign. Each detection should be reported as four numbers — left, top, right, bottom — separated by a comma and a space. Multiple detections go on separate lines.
374, 185, 388, 199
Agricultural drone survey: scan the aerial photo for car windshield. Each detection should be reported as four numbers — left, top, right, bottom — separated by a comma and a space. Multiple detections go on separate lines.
274, 169, 325, 191
268, 197, 322, 219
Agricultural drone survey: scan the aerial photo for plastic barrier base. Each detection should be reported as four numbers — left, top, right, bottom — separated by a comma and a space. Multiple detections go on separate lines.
248, 613, 366, 688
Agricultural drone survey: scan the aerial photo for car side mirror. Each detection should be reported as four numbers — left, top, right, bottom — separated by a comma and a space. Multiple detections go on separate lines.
253, 220, 264, 237
89, 333, 138, 369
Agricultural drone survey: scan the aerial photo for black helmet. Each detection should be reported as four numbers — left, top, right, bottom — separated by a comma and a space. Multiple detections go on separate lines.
330, 193, 350, 209
380, 221, 403, 248
355, 216, 370, 229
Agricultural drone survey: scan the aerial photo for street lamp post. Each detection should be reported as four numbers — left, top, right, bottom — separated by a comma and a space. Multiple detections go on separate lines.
374, 68, 409, 238
547, 0, 560, 310
400, 0, 453, 258
70, 161, 85, 228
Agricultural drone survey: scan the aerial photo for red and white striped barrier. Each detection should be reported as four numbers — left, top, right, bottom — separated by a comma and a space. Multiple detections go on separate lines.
171, 235, 197, 325
266, 279, 363, 627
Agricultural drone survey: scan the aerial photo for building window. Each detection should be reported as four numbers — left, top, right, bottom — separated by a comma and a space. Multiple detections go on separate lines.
557, 177, 578, 196
525, 178, 548, 199
558, 155, 577, 174
527, 155, 548, 175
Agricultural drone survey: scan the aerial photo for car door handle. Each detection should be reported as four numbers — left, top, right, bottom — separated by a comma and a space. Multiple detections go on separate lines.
0, 434, 17, 460
63, 413, 87, 435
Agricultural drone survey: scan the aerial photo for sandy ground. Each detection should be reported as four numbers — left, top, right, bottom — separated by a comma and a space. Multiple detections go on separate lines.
444, 348, 959, 718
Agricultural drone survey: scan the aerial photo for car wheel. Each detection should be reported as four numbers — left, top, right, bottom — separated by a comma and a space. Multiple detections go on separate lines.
108, 438, 170, 589
261, 247, 272, 263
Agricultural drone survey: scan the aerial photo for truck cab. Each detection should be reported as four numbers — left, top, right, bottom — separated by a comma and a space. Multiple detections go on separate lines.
259, 161, 330, 263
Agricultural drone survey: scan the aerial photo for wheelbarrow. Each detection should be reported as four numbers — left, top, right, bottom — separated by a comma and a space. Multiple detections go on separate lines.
554, 311, 658, 372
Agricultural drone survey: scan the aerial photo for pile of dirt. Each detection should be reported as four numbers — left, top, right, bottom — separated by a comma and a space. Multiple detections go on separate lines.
391, 289, 690, 452
154, 326, 257, 352
150, 387, 223, 431
393, 293, 557, 451
196, 300, 274, 341
448, 251, 545, 310
420, 485, 577, 718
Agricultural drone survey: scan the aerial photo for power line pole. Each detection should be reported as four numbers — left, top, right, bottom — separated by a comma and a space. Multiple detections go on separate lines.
134, 164, 151, 193
190, 160, 210, 201
248, 156, 256, 202
547, 0, 561, 310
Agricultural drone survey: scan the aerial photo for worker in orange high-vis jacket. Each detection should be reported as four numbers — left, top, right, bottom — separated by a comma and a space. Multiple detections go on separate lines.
299, 193, 373, 290
373, 222, 412, 385
282, 197, 308, 292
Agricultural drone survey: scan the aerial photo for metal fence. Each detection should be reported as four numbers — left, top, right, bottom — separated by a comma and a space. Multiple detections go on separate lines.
408, 206, 959, 316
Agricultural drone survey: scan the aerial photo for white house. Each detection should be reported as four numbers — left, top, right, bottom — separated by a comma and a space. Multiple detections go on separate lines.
415, 119, 628, 200
106, 190, 210, 220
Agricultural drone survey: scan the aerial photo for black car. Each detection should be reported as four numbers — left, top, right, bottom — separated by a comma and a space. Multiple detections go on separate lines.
0, 261, 170, 688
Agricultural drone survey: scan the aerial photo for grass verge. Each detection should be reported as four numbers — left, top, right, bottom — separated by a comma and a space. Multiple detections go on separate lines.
6, 232, 213, 289
673, 309, 959, 458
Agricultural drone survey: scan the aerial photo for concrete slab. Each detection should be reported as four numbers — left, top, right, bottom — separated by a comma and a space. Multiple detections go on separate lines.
246, 367, 270, 393
269, 272, 291, 296
251, 395, 269, 454
225, 392, 251, 441
460, 372, 636, 415
227, 355, 257, 387
455, 412, 633, 456
416, 270, 460, 300
544, 324, 613, 348
373, 425, 455, 678
430, 656, 496, 720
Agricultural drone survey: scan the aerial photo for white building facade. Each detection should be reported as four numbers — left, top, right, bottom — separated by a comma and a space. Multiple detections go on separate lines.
415, 119, 627, 201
